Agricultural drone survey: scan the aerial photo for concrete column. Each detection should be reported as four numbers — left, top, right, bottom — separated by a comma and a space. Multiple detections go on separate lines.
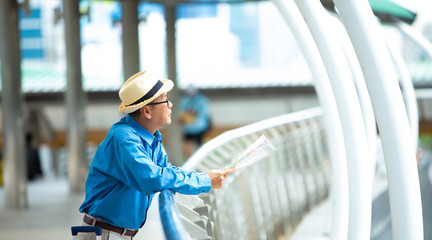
63, 0, 87, 192
165, 5, 183, 166
0, 0, 28, 209
122, 0, 140, 80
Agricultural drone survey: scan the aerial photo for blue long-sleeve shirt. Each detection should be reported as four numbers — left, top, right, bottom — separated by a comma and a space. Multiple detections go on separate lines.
79, 114, 212, 230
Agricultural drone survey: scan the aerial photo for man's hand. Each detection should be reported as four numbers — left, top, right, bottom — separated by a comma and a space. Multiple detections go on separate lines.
207, 168, 236, 190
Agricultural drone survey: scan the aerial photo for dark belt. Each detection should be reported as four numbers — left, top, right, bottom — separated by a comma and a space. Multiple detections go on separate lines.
83, 215, 138, 237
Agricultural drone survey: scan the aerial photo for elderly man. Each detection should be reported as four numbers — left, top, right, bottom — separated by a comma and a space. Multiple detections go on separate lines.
78, 70, 235, 240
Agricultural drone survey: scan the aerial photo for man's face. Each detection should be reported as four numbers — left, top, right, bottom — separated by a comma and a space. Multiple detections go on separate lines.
148, 93, 172, 127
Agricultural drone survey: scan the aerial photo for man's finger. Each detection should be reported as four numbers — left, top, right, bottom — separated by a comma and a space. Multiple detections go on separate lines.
224, 168, 236, 173
221, 168, 236, 176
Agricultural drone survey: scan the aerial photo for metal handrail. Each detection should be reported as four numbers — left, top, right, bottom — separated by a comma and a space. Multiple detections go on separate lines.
159, 107, 330, 240
159, 190, 191, 240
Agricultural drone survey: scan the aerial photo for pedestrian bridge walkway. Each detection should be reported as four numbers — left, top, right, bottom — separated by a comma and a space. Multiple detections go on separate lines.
1, 163, 427, 240
0, 107, 431, 240
1, 152, 430, 240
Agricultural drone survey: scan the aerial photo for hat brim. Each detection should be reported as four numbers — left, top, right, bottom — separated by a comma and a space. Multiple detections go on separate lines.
118, 79, 174, 114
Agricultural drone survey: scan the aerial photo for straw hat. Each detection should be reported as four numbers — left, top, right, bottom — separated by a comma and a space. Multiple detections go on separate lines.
118, 70, 174, 113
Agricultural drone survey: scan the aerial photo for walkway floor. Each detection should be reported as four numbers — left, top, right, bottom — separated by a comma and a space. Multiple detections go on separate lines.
289, 167, 389, 240
0, 176, 165, 240
290, 148, 432, 240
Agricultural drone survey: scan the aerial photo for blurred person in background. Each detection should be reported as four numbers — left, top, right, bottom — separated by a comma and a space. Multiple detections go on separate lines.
77, 70, 234, 240
26, 132, 43, 181
177, 85, 211, 159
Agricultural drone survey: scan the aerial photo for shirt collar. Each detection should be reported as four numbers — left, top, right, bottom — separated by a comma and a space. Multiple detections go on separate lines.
153, 129, 163, 143
125, 114, 163, 146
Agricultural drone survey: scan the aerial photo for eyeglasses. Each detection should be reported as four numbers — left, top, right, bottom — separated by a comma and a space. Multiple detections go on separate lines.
147, 99, 170, 107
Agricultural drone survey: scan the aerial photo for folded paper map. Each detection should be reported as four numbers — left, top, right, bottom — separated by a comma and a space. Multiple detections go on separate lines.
229, 135, 276, 169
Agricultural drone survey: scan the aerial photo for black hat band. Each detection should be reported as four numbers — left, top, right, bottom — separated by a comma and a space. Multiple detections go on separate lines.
126, 80, 163, 107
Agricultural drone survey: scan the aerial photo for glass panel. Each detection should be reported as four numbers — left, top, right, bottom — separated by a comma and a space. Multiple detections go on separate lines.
20, 0, 66, 93
81, 1, 123, 91
138, 3, 166, 78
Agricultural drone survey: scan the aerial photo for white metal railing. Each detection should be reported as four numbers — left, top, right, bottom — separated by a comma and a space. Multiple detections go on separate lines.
159, 107, 331, 239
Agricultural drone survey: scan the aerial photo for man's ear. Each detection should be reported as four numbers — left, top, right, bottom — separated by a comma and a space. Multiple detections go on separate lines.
141, 106, 152, 119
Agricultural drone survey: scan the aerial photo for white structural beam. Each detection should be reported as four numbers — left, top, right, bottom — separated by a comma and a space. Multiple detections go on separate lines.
330, 15, 378, 175
333, 0, 423, 239
270, 0, 348, 239
384, 28, 419, 149
294, 0, 372, 239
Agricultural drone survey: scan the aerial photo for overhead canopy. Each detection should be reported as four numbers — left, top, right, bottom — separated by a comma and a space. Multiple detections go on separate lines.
320, 0, 417, 24
369, 0, 417, 24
